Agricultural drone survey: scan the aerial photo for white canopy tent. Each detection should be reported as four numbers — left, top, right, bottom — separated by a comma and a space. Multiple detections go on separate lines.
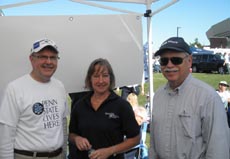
0, 0, 179, 122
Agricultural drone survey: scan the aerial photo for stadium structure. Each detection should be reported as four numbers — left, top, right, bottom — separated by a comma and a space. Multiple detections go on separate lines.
206, 18, 230, 48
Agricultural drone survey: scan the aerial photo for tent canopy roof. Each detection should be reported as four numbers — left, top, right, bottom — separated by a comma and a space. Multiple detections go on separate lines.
190, 46, 214, 54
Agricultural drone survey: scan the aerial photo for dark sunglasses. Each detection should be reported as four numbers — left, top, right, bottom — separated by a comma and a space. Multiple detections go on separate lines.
160, 56, 188, 66
219, 84, 228, 87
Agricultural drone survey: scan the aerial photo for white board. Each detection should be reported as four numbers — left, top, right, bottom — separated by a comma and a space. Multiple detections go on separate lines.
0, 14, 143, 101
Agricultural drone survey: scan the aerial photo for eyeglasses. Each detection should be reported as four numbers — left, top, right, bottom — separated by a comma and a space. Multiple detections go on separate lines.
32, 55, 60, 61
160, 55, 188, 66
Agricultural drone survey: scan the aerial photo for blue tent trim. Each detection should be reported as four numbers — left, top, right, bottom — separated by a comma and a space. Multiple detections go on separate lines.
190, 47, 214, 54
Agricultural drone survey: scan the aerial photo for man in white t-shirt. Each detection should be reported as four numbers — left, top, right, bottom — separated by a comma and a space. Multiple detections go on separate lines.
223, 52, 230, 74
216, 81, 230, 110
0, 39, 69, 159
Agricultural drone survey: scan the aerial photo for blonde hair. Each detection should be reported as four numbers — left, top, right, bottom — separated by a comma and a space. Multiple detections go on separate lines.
127, 93, 139, 107
133, 106, 148, 125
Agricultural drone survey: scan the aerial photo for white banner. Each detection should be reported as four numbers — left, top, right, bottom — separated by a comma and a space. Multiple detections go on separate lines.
0, 14, 143, 101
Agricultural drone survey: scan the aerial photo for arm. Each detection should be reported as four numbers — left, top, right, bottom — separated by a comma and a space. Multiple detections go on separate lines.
0, 84, 20, 159
141, 83, 145, 95
203, 95, 230, 159
149, 118, 159, 159
141, 71, 145, 95
62, 94, 71, 159
0, 123, 16, 159
62, 117, 67, 159
109, 134, 140, 155
89, 134, 140, 159
69, 133, 92, 151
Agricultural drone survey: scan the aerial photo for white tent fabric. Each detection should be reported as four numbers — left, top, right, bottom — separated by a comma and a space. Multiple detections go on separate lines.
0, 14, 143, 101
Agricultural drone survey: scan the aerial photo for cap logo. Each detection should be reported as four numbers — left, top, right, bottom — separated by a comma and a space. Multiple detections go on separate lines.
33, 41, 40, 49
31, 39, 58, 53
161, 40, 178, 46
154, 37, 191, 56
167, 40, 178, 44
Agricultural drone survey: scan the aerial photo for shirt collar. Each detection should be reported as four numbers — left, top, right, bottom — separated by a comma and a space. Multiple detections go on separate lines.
164, 74, 192, 96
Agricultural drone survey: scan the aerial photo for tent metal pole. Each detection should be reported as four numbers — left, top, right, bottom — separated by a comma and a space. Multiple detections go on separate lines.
150, 0, 179, 16
71, 0, 141, 14
0, 9, 4, 16
0, 0, 51, 10
146, 0, 179, 119
145, 0, 154, 123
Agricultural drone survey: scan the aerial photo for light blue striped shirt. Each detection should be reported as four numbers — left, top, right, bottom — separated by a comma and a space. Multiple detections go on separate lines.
150, 74, 230, 159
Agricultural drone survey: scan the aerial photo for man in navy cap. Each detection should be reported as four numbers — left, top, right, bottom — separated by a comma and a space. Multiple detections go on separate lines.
149, 37, 230, 159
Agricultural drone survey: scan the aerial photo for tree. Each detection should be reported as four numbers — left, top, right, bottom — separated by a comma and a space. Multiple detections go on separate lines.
189, 38, 203, 48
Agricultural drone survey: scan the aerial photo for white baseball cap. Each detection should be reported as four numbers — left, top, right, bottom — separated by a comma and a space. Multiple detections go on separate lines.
30, 38, 58, 54
219, 81, 229, 87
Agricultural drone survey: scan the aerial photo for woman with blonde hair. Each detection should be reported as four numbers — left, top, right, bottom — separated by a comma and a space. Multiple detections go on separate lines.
126, 93, 139, 107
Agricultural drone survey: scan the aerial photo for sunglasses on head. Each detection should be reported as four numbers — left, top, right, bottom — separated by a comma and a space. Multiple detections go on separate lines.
160, 55, 188, 66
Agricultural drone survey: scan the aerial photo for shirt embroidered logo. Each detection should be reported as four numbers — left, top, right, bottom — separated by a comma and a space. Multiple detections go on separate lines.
105, 112, 119, 119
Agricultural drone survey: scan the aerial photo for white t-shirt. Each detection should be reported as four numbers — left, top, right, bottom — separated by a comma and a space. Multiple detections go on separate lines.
0, 74, 69, 151
216, 90, 230, 109
224, 54, 230, 64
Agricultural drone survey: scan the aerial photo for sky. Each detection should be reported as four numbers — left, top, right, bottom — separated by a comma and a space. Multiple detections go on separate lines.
0, 0, 229, 51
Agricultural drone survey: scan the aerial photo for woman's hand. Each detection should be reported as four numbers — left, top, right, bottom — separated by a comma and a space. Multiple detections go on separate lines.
88, 147, 114, 159
74, 135, 92, 151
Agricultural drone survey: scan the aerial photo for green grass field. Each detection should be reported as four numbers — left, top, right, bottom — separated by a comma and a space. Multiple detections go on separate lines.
138, 72, 230, 106
139, 72, 230, 148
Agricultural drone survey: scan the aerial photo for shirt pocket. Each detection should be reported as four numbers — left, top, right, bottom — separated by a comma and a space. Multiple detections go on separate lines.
179, 110, 193, 138
178, 109, 201, 139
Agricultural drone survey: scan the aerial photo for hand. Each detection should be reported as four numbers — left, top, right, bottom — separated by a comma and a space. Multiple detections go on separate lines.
141, 90, 145, 95
74, 135, 92, 151
88, 148, 113, 159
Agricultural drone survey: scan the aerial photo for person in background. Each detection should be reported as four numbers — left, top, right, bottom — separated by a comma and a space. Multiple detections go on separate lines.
133, 106, 148, 126
149, 37, 230, 159
126, 93, 148, 126
126, 93, 139, 108
216, 81, 230, 110
125, 106, 149, 159
216, 81, 230, 128
153, 57, 161, 73
119, 84, 141, 100
125, 88, 149, 159
144, 93, 151, 120
69, 58, 140, 159
0, 38, 69, 159
223, 52, 230, 74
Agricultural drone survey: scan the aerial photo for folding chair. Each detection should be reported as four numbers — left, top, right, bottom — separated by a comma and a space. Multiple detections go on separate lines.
124, 122, 149, 159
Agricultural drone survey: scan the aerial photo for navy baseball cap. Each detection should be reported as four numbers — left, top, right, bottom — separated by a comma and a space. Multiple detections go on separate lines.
155, 37, 192, 56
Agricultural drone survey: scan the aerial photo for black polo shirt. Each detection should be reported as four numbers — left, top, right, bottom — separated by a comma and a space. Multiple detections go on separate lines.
69, 91, 140, 159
